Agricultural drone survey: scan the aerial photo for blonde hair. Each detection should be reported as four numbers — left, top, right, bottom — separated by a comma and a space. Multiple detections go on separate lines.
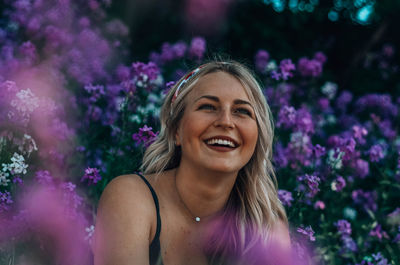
141, 60, 287, 262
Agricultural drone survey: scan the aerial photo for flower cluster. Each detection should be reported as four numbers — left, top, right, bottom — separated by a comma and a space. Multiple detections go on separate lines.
81, 168, 102, 186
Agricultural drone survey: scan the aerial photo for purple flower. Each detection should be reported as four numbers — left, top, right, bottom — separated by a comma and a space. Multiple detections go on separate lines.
84, 84, 105, 103
352, 189, 377, 212
295, 108, 314, 134
355, 94, 398, 118
172, 41, 187, 59
393, 226, 400, 243
0, 191, 13, 213
13, 176, 23, 185
298, 174, 320, 197
297, 57, 323, 77
270, 70, 281, 80
335, 219, 352, 236
377, 120, 396, 140
313, 144, 326, 158
132, 125, 159, 148
163, 81, 176, 95
160, 42, 175, 63
369, 224, 389, 241
277, 105, 296, 128
35, 170, 54, 186
352, 125, 368, 144
60, 181, 83, 218
254, 49, 269, 72
297, 225, 315, 241
189, 37, 206, 60
313, 51, 327, 64
314, 200, 325, 210
278, 189, 293, 207
131, 61, 160, 82
368, 144, 385, 162
335, 90, 353, 112
279, 59, 296, 80
352, 158, 370, 178
332, 176, 346, 192
81, 167, 101, 185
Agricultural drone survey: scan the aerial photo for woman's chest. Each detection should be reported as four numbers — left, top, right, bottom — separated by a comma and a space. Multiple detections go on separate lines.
158, 207, 209, 265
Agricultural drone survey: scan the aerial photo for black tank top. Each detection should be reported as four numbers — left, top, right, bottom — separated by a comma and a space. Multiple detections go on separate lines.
136, 172, 164, 265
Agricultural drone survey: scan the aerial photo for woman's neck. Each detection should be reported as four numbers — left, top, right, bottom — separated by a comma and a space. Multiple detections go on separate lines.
173, 164, 238, 221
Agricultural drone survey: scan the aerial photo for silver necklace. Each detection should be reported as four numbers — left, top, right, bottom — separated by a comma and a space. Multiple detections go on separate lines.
174, 173, 202, 222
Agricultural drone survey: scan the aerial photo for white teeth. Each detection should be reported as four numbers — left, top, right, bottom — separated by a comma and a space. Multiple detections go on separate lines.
206, 138, 236, 147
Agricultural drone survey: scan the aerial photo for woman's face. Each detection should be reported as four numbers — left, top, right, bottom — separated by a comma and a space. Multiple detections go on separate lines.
175, 71, 258, 174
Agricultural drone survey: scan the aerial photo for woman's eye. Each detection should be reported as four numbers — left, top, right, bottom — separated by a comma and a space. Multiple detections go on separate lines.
198, 104, 216, 110
235, 108, 252, 116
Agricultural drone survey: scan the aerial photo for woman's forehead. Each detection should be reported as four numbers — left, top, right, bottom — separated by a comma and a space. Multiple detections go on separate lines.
186, 71, 251, 101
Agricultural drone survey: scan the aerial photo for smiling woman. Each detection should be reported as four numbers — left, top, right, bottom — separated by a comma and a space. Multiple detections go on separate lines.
94, 61, 290, 265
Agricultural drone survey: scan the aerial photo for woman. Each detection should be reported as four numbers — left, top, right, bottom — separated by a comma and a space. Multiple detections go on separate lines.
94, 61, 290, 265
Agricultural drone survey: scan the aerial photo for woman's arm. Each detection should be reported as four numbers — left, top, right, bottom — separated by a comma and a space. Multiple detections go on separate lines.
93, 175, 157, 265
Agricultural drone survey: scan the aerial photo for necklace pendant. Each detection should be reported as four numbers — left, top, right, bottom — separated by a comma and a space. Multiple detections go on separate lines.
195, 217, 200, 222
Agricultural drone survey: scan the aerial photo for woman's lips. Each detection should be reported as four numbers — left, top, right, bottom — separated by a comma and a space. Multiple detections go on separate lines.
204, 142, 237, 152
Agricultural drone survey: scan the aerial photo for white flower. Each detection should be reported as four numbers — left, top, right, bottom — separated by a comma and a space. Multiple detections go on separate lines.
327, 149, 344, 170
266, 60, 278, 71
10, 88, 39, 114
18, 134, 38, 155
85, 225, 95, 243
0, 171, 10, 186
321, 82, 338, 99
9, 152, 28, 175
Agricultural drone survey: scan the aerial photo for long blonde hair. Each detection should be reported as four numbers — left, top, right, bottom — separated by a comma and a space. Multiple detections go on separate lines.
141, 60, 287, 262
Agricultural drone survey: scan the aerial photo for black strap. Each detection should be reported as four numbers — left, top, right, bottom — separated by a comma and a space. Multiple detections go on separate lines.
136, 172, 162, 242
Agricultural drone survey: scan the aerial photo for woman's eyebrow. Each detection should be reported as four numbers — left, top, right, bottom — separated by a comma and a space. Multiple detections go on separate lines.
195, 95, 253, 107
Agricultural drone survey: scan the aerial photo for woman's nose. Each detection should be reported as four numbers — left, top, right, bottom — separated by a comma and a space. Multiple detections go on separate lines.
214, 109, 234, 129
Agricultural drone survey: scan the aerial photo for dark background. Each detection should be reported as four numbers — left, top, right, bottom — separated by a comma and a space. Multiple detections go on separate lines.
107, 0, 400, 96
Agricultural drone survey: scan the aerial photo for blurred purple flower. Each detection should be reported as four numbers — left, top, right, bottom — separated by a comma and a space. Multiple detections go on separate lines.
0, 191, 13, 213
271, 70, 281, 80
313, 51, 327, 64
352, 158, 370, 178
279, 59, 296, 80
336, 90, 353, 112
297, 57, 323, 77
335, 219, 352, 236
254, 49, 269, 73
332, 176, 346, 192
393, 226, 400, 243
295, 108, 314, 134
172, 41, 187, 59
297, 225, 315, 241
314, 200, 325, 210
355, 94, 398, 118
132, 125, 159, 148
84, 84, 105, 103
131, 61, 160, 82
189, 37, 206, 60
368, 144, 386, 162
313, 144, 326, 158
277, 105, 296, 128
369, 224, 389, 241
352, 125, 368, 144
352, 189, 377, 212
298, 174, 320, 197
160, 43, 175, 63
278, 190, 293, 207
35, 170, 54, 186
81, 167, 101, 185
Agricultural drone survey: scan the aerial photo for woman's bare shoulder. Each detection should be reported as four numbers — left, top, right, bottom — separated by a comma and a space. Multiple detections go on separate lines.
94, 174, 156, 265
